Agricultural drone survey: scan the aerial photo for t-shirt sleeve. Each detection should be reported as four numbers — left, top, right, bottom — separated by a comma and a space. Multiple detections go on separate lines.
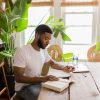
12, 48, 26, 68
44, 49, 51, 63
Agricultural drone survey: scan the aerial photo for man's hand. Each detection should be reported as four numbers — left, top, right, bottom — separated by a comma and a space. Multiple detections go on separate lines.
62, 66, 75, 73
43, 75, 59, 82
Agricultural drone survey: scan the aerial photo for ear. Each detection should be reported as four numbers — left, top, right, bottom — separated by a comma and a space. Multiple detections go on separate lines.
35, 33, 40, 39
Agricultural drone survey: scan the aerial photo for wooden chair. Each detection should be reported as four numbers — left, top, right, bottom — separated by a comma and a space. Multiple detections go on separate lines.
47, 44, 62, 62
87, 45, 100, 62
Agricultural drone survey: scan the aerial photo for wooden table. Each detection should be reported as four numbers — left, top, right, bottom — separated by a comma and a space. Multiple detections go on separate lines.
38, 62, 100, 100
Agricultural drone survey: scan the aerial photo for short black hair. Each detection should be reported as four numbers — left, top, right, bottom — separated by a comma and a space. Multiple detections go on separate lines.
35, 24, 53, 35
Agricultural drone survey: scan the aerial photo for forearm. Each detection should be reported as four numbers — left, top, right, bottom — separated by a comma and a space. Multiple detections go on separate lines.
15, 75, 48, 84
51, 62, 63, 70
49, 60, 74, 73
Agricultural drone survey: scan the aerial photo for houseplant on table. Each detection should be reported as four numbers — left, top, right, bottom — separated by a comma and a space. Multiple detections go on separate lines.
0, 0, 32, 97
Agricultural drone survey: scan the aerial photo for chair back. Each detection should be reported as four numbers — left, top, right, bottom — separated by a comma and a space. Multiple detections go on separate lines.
87, 45, 100, 62
47, 44, 62, 62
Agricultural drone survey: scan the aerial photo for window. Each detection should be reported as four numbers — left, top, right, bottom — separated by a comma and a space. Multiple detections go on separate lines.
24, 1, 98, 60
62, 7, 96, 60
24, 7, 51, 44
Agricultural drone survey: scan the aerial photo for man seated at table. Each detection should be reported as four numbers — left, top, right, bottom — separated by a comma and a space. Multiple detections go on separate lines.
13, 24, 74, 100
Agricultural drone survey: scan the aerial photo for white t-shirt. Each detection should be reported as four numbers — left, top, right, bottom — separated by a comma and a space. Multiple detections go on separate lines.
13, 44, 51, 91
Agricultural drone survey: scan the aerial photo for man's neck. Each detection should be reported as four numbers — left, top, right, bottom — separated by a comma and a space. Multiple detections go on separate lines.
31, 41, 40, 51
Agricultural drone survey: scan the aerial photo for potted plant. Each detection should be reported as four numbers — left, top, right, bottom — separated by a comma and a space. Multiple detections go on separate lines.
0, 0, 32, 97
0, 0, 32, 69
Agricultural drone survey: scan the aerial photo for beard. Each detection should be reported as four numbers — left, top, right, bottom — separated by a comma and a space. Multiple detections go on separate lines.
37, 38, 45, 49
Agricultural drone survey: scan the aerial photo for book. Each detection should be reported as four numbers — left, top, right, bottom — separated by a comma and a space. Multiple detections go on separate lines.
42, 78, 73, 92
47, 68, 71, 78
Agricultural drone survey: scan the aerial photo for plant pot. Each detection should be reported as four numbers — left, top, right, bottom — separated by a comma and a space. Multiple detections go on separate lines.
6, 74, 15, 97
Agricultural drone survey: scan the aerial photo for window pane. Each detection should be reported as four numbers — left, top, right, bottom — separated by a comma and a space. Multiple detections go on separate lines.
28, 7, 50, 26
65, 13, 93, 26
25, 27, 35, 44
63, 6, 94, 60
64, 7, 93, 45
64, 6, 93, 12
63, 45, 90, 60
25, 7, 50, 44
65, 27, 92, 44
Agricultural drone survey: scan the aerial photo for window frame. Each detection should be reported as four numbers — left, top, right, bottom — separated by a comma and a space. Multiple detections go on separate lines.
62, 6, 98, 60
62, 7, 97, 45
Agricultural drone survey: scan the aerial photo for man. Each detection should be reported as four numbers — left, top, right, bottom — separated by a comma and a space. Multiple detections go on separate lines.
13, 24, 74, 100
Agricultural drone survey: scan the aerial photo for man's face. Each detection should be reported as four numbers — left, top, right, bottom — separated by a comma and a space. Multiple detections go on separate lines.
37, 32, 51, 49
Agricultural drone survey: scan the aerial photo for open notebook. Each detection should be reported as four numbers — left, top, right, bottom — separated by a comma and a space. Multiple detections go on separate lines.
42, 78, 74, 92
48, 68, 71, 78
74, 63, 89, 73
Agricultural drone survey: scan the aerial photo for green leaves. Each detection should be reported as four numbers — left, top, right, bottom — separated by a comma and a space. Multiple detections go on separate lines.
0, 0, 32, 60
0, 48, 16, 60
95, 42, 100, 53
0, 12, 8, 32
0, 11, 20, 33
45, 16, 71, 41
94, 36, 100, 53
45, 16, 54, 24
27, 15, 71, 43
0, 50, 13, 58
0, 29, 8, 44
62, 52, 73, 62
12, 0, 32, 32
61, 31, 71, 41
